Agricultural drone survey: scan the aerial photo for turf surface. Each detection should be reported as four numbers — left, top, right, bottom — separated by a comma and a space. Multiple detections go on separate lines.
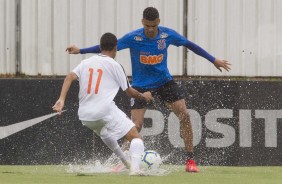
0, 165, 281, 184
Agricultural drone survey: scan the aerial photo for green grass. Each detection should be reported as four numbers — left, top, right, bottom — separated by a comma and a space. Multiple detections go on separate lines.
0, 165, 281, 184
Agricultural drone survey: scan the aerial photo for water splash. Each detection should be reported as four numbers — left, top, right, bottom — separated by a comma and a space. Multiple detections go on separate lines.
66, 154, 172, 176
66, 160, 113, 174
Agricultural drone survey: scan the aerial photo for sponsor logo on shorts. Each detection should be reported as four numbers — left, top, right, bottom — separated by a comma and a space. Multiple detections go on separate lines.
140, 54, 163, 65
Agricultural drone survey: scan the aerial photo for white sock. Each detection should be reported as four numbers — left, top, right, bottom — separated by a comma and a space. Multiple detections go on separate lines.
102, 137, 127, 163
129, 138, 144, 172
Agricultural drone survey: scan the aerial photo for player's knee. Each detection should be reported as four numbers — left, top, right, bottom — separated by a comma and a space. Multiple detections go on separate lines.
134, 123, 143, 132
125, 127, 142, 142
132, 119, 143, 132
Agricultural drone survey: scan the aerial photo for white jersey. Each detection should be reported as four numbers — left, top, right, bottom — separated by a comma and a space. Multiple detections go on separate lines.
72, 54, 130, 121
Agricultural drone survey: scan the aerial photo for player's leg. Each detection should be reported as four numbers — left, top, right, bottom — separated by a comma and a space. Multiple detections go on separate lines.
102, 136, 130, 169
131, 108, 146, 132
167, 99, 199, 172
120, 97, 147, 151
158, 80, 199, 172
167, 99, 193, 152
124, 126, 144, 175
130, 88, 148, 132
82, 120, 130, 169
101, 105, 145, 174
117, 108, 146, 152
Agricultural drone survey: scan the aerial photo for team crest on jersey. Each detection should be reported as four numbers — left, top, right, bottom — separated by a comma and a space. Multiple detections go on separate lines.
134, 36, 143, 41
157, 39, 166, 50
160, 33, 168, 38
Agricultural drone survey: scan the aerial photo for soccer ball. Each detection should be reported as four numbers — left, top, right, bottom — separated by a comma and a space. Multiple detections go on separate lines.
140, 150, 162, 170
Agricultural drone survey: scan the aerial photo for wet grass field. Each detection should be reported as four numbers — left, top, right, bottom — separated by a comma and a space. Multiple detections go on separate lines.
0, 165, 281, 184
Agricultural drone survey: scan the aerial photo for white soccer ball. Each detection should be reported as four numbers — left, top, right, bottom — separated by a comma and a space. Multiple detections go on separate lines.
140, 150, 162, 170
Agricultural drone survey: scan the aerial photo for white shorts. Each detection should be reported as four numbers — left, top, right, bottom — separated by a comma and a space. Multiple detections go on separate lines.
81, 105, 135, 141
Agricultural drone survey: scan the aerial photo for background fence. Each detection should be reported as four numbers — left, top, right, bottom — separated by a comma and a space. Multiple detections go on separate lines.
1, 0, 282, 76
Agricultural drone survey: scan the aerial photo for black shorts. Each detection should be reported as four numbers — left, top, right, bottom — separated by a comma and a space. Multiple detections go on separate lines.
130, 80, 184, 109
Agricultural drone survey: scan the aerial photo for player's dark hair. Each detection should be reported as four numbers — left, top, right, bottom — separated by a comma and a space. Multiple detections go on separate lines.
100, 32, 117, 51
143, 7, 159, 21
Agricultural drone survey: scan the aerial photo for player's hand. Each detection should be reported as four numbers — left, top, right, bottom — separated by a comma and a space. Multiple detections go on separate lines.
66, 45, 80, 54
52, 99, 65, 114
213, 59, 231, 72
143, 91, 153, 102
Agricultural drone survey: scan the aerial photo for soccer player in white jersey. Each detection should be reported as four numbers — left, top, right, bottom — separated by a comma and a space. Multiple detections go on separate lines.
53, 32, 153, 175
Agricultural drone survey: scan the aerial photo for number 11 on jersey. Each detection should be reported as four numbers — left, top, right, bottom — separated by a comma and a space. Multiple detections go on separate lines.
87, 68, 103, 94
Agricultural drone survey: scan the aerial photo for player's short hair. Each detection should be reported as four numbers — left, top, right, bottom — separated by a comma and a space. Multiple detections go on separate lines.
100, 32, 117, 51
143, 7, 159, 21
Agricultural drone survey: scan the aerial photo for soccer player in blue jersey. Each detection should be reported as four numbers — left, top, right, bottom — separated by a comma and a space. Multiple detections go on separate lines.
66, 7, 231, 173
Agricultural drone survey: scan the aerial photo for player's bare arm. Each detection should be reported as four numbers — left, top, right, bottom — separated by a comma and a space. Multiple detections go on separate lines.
213, 59, 231, 72
53, 72, 78, 113
125, 88, 153, 102
66, 45, 80, 54
141, 91, 153, 102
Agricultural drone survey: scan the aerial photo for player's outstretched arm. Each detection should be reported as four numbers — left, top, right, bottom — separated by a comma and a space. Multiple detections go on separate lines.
52, 72, 78, 113
213, 59, 231, 72
66, 45, 80, 54
66, 45, 101, 54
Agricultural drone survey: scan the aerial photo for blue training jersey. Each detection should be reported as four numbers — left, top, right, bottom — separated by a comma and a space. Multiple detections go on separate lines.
80, 26, 215, 89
